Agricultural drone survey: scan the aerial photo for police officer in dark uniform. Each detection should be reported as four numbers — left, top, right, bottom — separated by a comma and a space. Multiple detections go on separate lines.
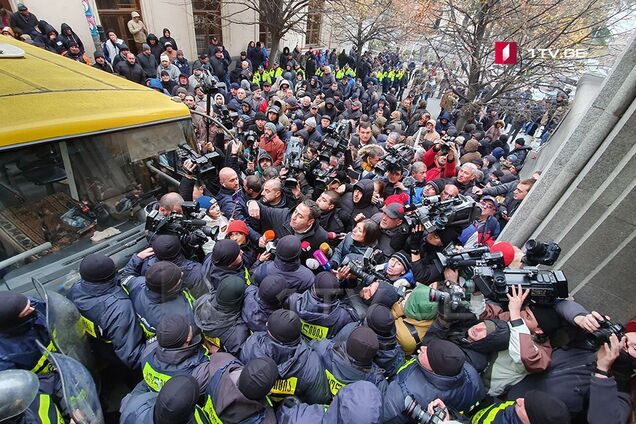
0, 292, 58, 394
252, 235, 315, 292
312, 326, 387, 400
242, 274, 291, 333
204, 353, 278, 423
139, 314, 212, 394
287, 271, 359, 341
194, 276, 250, 356
239, 310, 330, 404
120, 375, 210, 424
196, 239, 251, 293
68, 254, 145, 371
123, 261, 196, 339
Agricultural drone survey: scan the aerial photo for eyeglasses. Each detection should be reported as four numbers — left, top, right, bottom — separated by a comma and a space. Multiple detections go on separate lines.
480, 202, 495, 209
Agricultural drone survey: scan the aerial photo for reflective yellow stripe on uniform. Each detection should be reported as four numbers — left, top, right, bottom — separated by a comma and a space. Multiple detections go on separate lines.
270, 376, 298, 396
300, 320, 329, 340
471, 401, 515, 424
142, 361, 171, 391
36, 393, 64, 424
204, 334, 222, 348
195, 405, 213, 424
396, 357, 416, 374
31, 341, 56, 375
244, 267, 252, 286
325, 369, 345, 396
80, 315, 112, 343
184, 289, 196, 308
203, 396, 224, 424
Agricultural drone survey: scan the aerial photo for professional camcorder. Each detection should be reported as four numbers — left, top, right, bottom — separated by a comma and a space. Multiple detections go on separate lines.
243, 130, 259, 163
375, 145, 414, 176
435, 246, 505, 275
321, 120, 351, 156
177, 143, 220, 177
341, 248, 386, 286
429, 280, 473, 313
524, 239, 561, 266
404, 195, 481, 235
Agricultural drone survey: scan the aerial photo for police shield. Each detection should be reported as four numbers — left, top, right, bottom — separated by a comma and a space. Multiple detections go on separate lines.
37, 343, 105, 424
0, 369, 39, 421
32, 277, 96, 373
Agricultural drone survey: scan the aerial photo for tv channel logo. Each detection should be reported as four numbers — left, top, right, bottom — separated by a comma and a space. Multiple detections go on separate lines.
494, 41, 517, 65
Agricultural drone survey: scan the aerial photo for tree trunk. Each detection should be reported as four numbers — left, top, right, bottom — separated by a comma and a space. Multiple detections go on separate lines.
270, 36, 282, 61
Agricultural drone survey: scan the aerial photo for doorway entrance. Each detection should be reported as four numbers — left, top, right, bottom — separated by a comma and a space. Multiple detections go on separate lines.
95, 0, 142, 54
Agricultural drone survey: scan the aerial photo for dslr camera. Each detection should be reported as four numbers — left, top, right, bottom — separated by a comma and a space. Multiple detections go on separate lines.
403, 395, 446, 424
341, 248, 386, 286
177, 143, 220, 178
585, 318, 625, 349
375, 145, 415, 176
524, 239, 561, 266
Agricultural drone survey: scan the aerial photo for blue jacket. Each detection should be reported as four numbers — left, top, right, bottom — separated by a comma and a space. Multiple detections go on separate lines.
196, 254, 250, 294
252, 258, 314, 293
277, 381, 383, 423
123, 276, 196, 338
311, 339, 388, 400
68, 277, 145, 370
215, 187, 248, 222
287, 290, 358, 340
383, 359, 484, 423
239, 332, 331, 405
119, 389, 207, 424
241, 285, 275, 333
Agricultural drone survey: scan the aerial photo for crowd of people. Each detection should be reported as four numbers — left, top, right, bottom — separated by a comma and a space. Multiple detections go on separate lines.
0, 3, 634, 424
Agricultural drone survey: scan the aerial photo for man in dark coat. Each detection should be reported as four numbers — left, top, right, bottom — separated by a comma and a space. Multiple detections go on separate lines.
59, 23, 84, 53
115, 52, 146, 84
371, 204, 410, 257
9, 3, 39, 38
136, 43, 159, 79
252, 235, 315, 292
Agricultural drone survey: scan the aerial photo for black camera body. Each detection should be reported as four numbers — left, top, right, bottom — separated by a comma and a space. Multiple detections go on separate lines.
473, 266, 569, 306
524, 239, 561, 266
341, 248, 386, 287
585, 319, 625, 349
404, 395, 446, 424
404, 195, 481, 234
322, 120, 351, 157
375, 145, 415, 176
429, 282, 471, 312
243, 130, 259, 163
435, 246, 505, 273
283, 142, 305, 173
177, 143, 220, 177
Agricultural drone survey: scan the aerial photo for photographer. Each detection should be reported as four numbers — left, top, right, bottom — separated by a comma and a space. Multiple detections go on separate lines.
458, 195, 501, 247
423, 140, 457, 180
409, 225, 462, 285
330, 219, 379, 269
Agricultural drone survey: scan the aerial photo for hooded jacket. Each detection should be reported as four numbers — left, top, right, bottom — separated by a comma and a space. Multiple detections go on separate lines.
68, 277, 145, 370
252, 258, 315, 293
158, 28, 178, 50
460, 139, 482, 164
146, 33, 163, 62
137, 50, 159, 78
435, 111, 457, 136
276, 381, 383, 423
383, 358, 484, 423
287, 290, 359, 340
59, 23, 84, 53
194, 292, 249, 356
239, 332, 331, 404
241, 285, 277, 333
339, 180, 379, 231
139, 337, 212, 393
205, 353, 277, 424
40, 22, 65, 54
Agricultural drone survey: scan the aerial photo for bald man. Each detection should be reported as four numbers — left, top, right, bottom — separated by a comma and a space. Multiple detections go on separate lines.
441, 184, 459, 200
215, 167, 248, 221
260, 178, 286, 208
158, 192, 184, 216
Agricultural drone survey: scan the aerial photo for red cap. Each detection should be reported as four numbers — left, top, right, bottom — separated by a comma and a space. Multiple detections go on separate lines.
491, 242, 515, 266
625, 318, 636, 334
385, 193, 408, 206
226, 220, 249, 236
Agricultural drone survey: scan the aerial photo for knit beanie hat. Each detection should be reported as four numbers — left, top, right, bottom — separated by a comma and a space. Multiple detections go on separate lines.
365, 304, 395, 337
391, 251, 411, 271
524, 390, 571, 424
0, 292, 30, 331
259, 275, 288, 307
492, 147, 505, 159
275, 235, 301, 262
265, 122, 277, 133
404, 285, 438, 321
529, 304, 561, 336
313, 271, 342, 299
346, 327, 379, 366
211, 239, 241, 267
238, 357, 279, 401
267, 310, 301, 345
153, 375, 200, 424
152, 235, 182, 261
427, 179, 445, 195
216, 276, 246, 309
226, 220, 249, 236
156, 314, 191, 349
145, 261, 182, 296
79, 254, 117, 283
426, 339, 465, 376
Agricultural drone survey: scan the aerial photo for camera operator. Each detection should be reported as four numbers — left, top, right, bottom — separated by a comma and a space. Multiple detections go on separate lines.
473, 178, 536, 226
506, 314, 636, 423
330, 219, 379, 269
145, 192, 185, 242
381, 166, 408, 198
370, 203, 410, 257
353, 144, 384, 179
297, 117, 322, 147
457, 195, 500, 248
247, 199, 328, 255
355, 251, 415, 302
409, 225, 463, 285
423, 140, 457, 180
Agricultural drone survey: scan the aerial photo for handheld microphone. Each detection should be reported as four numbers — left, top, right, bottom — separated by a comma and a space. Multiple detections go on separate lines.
305, 258, 320, 270
327, 232, 337, 240
313, 250, 331, 270
319, 242, 333, 258
301, 241, 312, 254
263, 230, 276, 242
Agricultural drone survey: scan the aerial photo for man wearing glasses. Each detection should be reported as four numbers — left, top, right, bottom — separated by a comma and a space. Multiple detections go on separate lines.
458, 195, 500, 247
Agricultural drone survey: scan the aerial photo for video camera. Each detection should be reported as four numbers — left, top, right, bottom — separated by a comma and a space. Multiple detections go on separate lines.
429, 281, 472, 313
375, 145, 414, 176
243, 130, 259, 163
177, 143, 220, 177
524, 239, 561, 266
585, 318, 625, 349
473, 266, 569, 306
404, 195, 481, 235
145, 201, 219, 259
321, 120, 351, 157
216, 105, 234, 129
341, 248, 386, 286
435, 246, 505, 274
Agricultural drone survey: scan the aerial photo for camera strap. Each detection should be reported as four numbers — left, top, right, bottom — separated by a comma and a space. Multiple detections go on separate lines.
403, 322, 421, 348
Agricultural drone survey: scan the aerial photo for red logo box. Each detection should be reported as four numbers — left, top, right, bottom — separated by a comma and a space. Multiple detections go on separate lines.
494, 42, 517, 65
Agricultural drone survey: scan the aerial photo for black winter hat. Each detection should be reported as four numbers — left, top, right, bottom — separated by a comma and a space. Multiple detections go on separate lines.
391, 251, 411, 271
79, 254, 116, 283
275, 235, 301, 262
0, 292, 30, 331
211, 239, 241, 267
238, 357, 279, 401
426, 339, 465, 376
153, 375, 200, 424
313, 271, 342, 299
145, 261, 182, 295
152, 235, 182, 260
365, 304, 394, 337
524, 390, 571, 424
216, 276, 246, 309
267, 309, 301, 345
254, 112, 267, 121
346, 327, 379, 365
259, 275, 288, 307
529, 304, 561, 336
427, 179, 445, 195
157, 314, 190, 349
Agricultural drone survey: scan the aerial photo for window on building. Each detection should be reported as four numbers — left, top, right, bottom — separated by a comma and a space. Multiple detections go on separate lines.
193, 0, 223, 54
259, 12, 271, 49
305, 0, 323, 46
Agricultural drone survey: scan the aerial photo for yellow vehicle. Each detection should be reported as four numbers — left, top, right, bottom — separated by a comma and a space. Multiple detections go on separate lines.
0, 37, 194, 292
